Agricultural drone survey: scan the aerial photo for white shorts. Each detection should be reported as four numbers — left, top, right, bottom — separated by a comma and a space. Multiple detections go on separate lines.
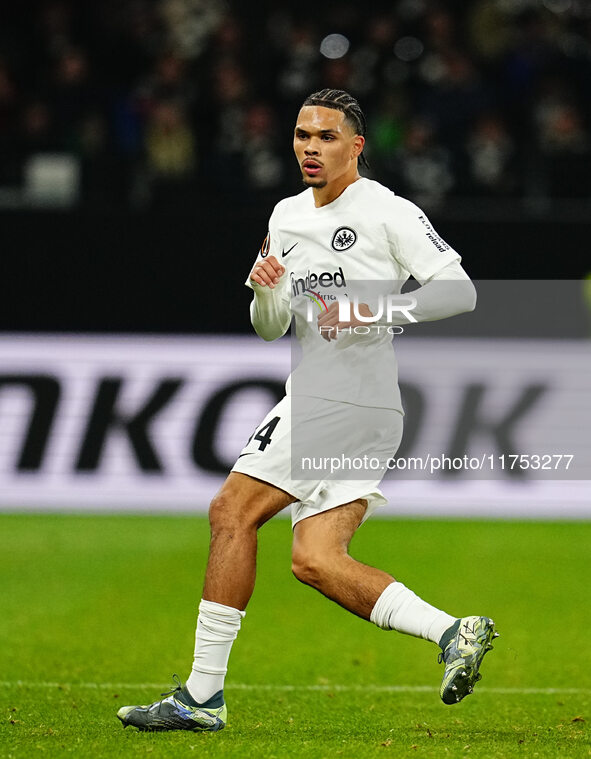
231, 395, 403, 526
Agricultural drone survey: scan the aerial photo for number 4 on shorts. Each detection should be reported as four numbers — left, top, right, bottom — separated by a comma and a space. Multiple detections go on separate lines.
247, 416, 280, 451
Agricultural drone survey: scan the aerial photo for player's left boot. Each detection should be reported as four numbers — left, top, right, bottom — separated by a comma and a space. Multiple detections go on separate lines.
117, 675, 226, 732
438, 616, 499, 704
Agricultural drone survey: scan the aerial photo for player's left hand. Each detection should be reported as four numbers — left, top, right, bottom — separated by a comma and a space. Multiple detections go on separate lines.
316, 302, 374, 341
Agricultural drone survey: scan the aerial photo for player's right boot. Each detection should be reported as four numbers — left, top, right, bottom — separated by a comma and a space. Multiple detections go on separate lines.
438, 616, 498, 704
117, 675, 226, 732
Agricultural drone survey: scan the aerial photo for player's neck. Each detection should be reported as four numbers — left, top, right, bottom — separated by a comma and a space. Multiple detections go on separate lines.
312, 170, 361, 208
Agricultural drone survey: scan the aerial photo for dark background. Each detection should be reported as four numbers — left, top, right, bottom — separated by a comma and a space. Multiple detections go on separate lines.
1, 0, 590, 333
2, 210, 590, 333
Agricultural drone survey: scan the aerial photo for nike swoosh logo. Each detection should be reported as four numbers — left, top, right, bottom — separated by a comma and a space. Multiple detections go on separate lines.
237, 452, 254, 458
281, 243, 298, 258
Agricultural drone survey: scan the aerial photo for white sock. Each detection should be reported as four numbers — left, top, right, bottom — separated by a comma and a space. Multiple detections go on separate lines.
370, 581, 456, 645
186, 599, 245, 704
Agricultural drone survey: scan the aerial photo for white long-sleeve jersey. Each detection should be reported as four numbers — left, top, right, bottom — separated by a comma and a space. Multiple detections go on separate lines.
246, 178, 476, 411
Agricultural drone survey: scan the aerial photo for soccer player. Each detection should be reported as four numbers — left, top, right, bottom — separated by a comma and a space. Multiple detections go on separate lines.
117, 89, 498, 733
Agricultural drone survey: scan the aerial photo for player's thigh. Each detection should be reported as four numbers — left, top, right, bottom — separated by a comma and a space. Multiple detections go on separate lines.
292, 498, 368, 561
210, 471, 296, 531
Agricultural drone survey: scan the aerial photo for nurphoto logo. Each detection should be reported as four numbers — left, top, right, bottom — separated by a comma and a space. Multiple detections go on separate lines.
301, 292, 416, 335
337, 294, 417, 324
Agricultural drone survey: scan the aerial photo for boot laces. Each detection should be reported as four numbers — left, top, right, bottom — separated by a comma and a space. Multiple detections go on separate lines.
151, 674, 184, 714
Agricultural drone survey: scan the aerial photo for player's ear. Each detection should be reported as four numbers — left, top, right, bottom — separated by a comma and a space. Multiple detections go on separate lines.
352, 134, 365, 160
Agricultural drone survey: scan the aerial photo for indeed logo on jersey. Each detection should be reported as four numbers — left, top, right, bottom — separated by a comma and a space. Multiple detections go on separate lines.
290, 267, 346, 296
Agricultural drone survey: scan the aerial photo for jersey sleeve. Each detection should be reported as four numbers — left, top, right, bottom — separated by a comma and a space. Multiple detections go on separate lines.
244, 203, 291, 341
244, 206, 283, 289
386, 197, 461, 284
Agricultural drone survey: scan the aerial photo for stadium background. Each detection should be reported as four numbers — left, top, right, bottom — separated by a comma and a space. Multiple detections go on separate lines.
1, 2, 590, 757
1, 0, 591, 334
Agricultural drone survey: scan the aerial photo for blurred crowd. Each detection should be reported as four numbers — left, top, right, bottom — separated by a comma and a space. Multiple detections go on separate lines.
0, 0, 590, 210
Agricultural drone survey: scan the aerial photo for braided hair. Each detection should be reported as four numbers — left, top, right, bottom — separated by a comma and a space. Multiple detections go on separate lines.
302, 89, 369, 168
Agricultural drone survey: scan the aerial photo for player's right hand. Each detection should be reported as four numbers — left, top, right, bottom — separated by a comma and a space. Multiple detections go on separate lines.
249, 255, 285, 290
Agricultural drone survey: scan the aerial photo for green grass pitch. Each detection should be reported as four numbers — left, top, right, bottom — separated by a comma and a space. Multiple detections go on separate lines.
1, 514, 590, 758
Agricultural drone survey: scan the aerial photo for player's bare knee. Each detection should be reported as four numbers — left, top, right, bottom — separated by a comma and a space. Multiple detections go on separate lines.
291, 555, 318, 587
208, 491, 263, 536
291, 546, 332, 588
209, 493, 244, 536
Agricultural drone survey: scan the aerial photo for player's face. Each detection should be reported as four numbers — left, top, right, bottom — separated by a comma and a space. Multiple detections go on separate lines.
293, 106, 363, 189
